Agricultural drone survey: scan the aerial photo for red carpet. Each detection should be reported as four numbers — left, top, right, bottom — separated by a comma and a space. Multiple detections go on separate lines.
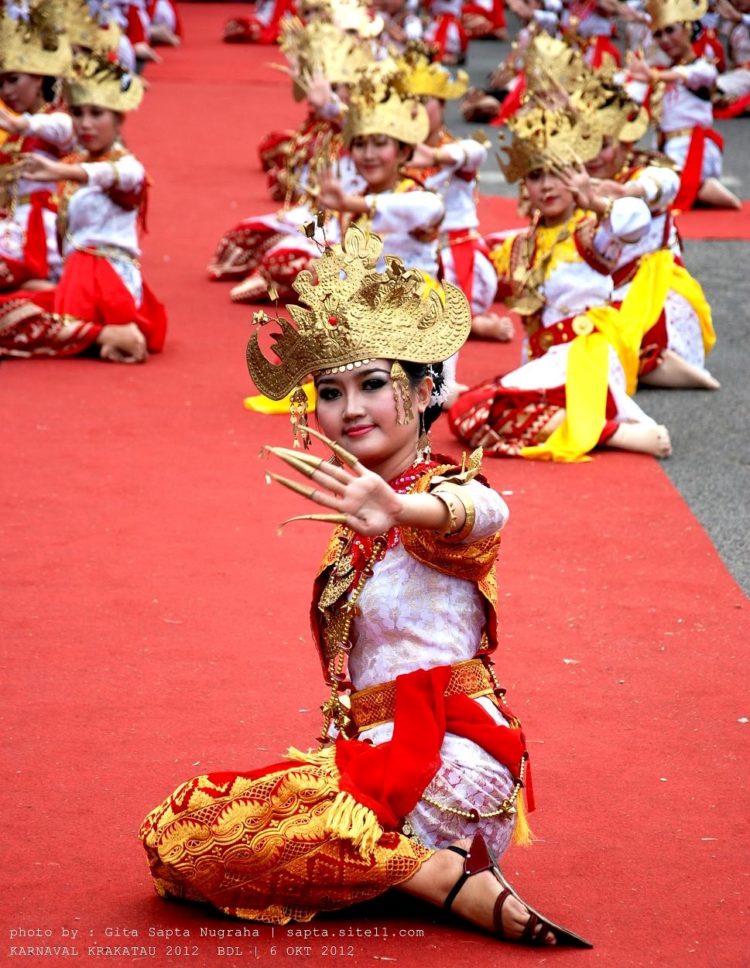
2, 7, 748, 967
479, 194, 750, 240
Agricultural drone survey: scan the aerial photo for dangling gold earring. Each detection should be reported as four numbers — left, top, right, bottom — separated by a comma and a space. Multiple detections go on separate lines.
416, 410, 432, 462
390, 361, 414, 426
289, 385, 310, 448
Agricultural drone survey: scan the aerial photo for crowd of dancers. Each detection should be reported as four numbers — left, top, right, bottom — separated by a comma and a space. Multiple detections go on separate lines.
1, 0, 746, 463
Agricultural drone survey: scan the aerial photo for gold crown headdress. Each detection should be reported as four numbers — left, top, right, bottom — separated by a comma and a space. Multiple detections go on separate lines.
246, 224, 471, 399
279, 18, 373, 94
66, 0, 121, 55
0, 0, 72, 77
498, 106, 603, 182
343, 65, 429, 145
396, 51, 469, 101
571, 74, 649, 144
520, 34, 587, 108
646, 0, 707, 29
63, 51, 144, 113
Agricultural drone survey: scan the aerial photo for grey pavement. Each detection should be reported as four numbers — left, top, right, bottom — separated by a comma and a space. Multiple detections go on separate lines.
445, 32, 750, 593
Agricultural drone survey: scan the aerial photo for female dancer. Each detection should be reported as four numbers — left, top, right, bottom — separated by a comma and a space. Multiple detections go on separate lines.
449, 108, 671, 461
402, 54, 514, 342
140, 225, 590, 949
0, 3, 73, 289
583, 78, 718, 388
2, 51, 166, 362
627, 0, 741, 209
235, 77, 443, 303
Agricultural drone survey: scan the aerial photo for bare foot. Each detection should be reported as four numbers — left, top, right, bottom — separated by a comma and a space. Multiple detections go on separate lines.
97, 323, 147, 363
20, 279, 54, 291
696, 178, 741, 210
149, 24, 181, 46
471, 312, 514, 342
640, 350, 720, 389
134, 41, 162, 64
605, 422, 672, 458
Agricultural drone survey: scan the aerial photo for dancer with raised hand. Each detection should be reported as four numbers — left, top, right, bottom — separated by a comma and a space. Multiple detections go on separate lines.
1, 50, 166, 363
140, 225, 591, 950
450, 108, 672, 461
0, 2, 73, 290
627, 0, 741, 209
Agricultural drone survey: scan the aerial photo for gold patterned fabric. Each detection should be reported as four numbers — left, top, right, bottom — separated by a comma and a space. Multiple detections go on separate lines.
139, 747, 430, 924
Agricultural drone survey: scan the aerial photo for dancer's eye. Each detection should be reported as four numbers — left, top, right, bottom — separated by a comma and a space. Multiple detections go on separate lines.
318, 386, 341, 402
362, 378, 387, 392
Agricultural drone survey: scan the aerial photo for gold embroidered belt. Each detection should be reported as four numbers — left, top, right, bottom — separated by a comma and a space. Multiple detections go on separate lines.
349, 658, 495, 732
659, 127, 694, 146
528, 313, 597, 359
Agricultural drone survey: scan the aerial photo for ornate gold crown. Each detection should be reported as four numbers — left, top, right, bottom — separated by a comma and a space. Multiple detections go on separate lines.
64, 52, 144, 113
280, 18, 372, 90
66, 0, 121, 54
343, 65, 429, 145
646, 0, 707, 29
499, 106, 603, 182
0, 0, 72, 77
397, 51, 469, 101
246, 225, 471, 399
521, 34, 587, 106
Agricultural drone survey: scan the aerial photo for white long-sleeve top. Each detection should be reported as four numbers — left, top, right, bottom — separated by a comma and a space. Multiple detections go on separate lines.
609, 166, 681, 278
660, 59, 717, 132
422, 138, 487, 233
346, 482, 517, 855
63, 153, 145, 259
364, 187, 444, 275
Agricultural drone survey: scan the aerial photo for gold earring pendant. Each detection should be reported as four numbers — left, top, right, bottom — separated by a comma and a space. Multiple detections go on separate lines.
390, 361, 414, 426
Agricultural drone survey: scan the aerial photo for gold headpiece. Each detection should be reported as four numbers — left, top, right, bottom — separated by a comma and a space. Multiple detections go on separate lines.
0, 0, 72, 77
63, 51, 144, 113
578, 81, 649, 144
397, 51, 469, 101
645, 0, 707, 29
280, 18, 372, 92
499, 106, 603, 182
521, 34, 587, 108
246, 225, 471, 399
344, 66, 429, 145
66, 0, 121, 55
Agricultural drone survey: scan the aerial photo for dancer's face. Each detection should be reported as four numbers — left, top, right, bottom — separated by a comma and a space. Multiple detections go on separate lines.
653, 21, 691, 61
586, 136, 630, 180
0, 72, 44, 113
315, 359, 431, 475
350, 134, 411, 193
70, 104, 120, 154
524, 168, 575, 224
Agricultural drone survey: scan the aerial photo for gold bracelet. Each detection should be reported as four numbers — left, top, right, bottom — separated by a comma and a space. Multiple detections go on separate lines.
433, 489, 458, 536
600, 197, 614, 222
434, 482, 476, 543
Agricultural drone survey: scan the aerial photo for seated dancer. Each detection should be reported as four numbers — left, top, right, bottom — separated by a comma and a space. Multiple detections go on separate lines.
423, 0, 469, 65
140, 224, 592, 950
1, 51, 166, 363
449, 108, 672, 461
715, 0, 750, 115
224, 0, 297, 45
208, 20, 371, 291
0, 3, 73, 290
236, 71, 444, 303
372, 0, 425, 51
627, 0, 741, 208
401, 52, 515, 341
582, 76, 718, 387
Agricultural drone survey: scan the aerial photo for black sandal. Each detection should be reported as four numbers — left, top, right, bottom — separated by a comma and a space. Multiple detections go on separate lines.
443, 832, 592, 948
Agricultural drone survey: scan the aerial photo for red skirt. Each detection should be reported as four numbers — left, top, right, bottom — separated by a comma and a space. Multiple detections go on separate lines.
55, 251, 167, 353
